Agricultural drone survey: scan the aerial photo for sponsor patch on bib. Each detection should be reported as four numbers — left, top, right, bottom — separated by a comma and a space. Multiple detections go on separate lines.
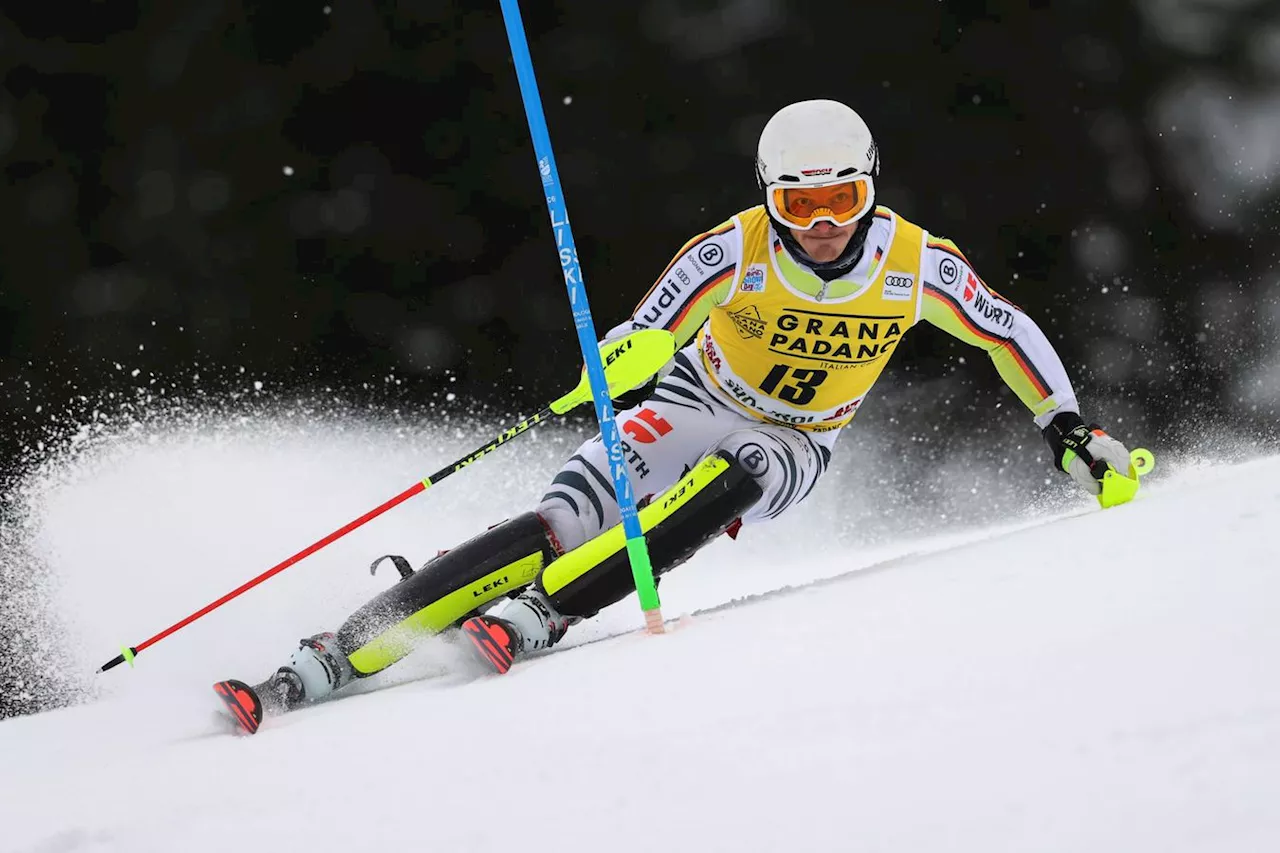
740, 263, 767, 293
729, 305, 766, 339
882, 271, 915, 301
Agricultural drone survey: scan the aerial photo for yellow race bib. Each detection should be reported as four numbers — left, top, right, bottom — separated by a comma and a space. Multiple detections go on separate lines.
699, 206, 925, 431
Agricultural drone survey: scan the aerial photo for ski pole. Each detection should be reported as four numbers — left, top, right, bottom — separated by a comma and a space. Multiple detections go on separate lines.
97, 329, 674, 673
498, 0, 666, 635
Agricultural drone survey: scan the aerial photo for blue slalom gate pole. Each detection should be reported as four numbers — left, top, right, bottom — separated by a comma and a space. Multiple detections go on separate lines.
497, 0, 664, 631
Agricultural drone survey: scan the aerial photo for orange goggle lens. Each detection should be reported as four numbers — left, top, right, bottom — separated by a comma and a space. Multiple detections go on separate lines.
770, 179, 873, 229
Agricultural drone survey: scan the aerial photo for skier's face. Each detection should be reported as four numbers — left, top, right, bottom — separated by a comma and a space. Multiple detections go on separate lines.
790, 219, 856, 263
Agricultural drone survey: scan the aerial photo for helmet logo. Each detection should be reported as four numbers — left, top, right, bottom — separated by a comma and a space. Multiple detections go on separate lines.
801, 167, 833, 177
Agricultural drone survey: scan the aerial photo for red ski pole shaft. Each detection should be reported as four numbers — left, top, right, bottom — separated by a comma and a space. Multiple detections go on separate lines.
96, 409, 551, 674
99, 483, 427, 671
95, 329, 675, 674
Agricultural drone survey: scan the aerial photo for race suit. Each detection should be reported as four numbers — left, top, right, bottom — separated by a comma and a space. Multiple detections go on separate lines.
536, 205, 1078, 552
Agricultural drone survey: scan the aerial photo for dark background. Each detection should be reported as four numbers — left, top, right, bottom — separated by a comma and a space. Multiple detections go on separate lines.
5, 0, 1280, 449
3, 0, 1280, 716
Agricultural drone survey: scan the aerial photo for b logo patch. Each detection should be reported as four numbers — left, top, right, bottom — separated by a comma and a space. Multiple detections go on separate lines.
697, 242, 725, 267
939, 257, 959, 287
735, 443, 770, 477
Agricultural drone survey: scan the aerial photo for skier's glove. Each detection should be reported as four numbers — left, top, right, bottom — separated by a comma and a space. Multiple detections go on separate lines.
1042, 411, 1132, 497
611, 373, 659, 411
596, 329, 673, 411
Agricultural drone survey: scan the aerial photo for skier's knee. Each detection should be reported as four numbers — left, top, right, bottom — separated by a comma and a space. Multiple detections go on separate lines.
536, 500, 591, 554
713, 432, 774, 481
711, 427, 827, 522
536, 451, 619, 550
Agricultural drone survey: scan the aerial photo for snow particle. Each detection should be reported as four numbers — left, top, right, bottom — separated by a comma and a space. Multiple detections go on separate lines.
283, 165, 294, 176
562, 95, 573, 105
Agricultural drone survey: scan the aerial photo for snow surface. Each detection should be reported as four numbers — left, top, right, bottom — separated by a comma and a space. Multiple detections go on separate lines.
3, 422, 1279, 853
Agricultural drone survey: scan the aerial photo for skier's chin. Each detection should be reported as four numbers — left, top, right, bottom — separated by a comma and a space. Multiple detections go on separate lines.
792, 225, 854, 263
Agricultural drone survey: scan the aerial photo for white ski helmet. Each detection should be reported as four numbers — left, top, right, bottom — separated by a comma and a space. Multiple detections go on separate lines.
756, 100, 880, 231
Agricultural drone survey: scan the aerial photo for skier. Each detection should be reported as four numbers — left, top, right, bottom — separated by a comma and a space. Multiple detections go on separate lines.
216, 99, 1138, 732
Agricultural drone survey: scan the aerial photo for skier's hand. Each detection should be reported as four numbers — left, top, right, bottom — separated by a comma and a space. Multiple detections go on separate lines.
1042, 411, 1133, 497
611, 373, 659, 411
598, 327, 673, 411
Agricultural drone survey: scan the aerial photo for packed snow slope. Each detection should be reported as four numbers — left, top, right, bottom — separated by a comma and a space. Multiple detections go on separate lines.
3, 423, 1279, 852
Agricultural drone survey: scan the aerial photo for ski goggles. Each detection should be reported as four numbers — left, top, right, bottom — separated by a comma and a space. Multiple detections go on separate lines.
766, 175, 875, 231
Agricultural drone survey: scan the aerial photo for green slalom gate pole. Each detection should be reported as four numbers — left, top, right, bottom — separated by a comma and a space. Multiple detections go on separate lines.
498, 0, 665, 632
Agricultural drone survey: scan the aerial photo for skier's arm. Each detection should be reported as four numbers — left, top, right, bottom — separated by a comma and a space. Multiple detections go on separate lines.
604, 218, 739, 348
919, 238, 1078, 428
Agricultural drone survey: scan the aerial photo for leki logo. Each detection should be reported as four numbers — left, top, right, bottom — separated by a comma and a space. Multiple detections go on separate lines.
964, 272, 979, 302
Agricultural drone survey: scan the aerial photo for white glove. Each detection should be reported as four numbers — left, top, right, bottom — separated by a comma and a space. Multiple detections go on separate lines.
1042, 411, 1133, 496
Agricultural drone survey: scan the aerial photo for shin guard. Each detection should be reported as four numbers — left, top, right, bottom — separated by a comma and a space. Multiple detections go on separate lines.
338, 512, 559, 676
540, 451, 762, 619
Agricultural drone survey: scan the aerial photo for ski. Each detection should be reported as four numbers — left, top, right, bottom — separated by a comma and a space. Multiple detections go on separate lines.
210, 615, 686, 735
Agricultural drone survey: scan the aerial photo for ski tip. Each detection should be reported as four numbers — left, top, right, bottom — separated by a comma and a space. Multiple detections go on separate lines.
213, 679, 264, 735
461, 617, 515, 675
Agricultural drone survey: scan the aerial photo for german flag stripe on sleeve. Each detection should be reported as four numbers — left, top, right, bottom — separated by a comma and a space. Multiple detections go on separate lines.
665, 265, 737, 332
998, 338, 1053, 399
923, 284, 1052, 398
927, 238, 973, 268
984, 282, 1021, 311
634, 221, 737, 311
928, 238, 1022, 310
923, 283, 1003, 344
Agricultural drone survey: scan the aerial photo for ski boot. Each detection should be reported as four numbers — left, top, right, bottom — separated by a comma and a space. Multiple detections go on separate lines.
214, 632, 355, 734
461, 589, 572, 675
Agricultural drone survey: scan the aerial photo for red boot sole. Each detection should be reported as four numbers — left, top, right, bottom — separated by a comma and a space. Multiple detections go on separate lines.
461, 618, 515, 675
213, 679, 263, 735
